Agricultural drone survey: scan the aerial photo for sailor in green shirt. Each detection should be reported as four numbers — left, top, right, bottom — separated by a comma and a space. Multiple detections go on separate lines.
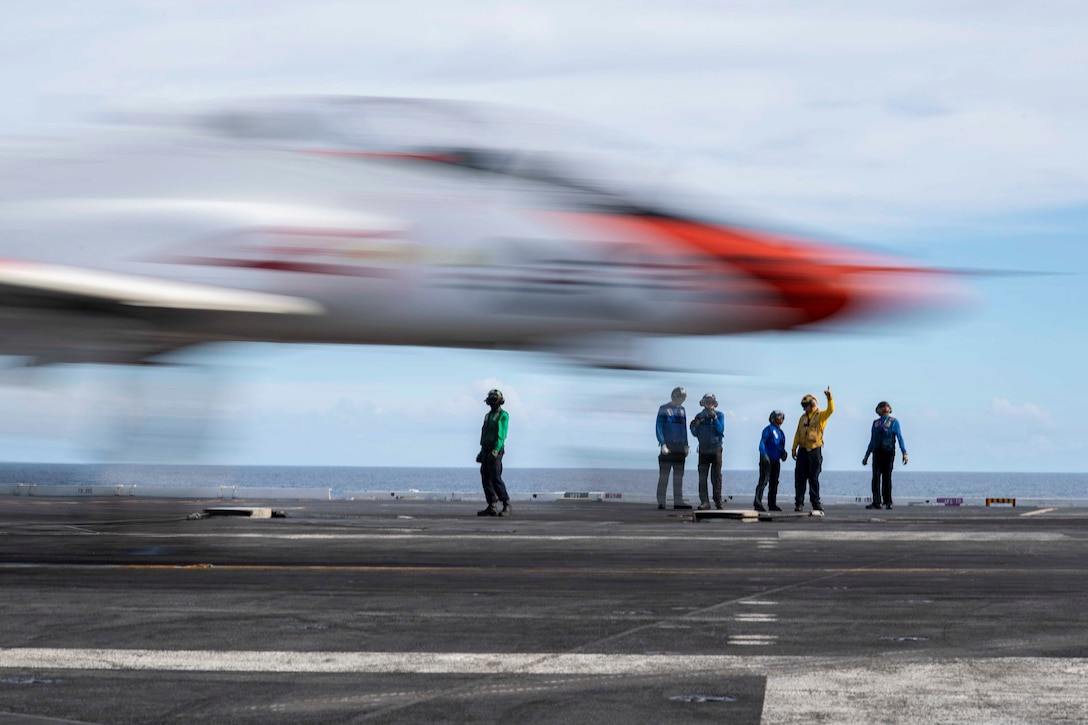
477, 388, 511, 517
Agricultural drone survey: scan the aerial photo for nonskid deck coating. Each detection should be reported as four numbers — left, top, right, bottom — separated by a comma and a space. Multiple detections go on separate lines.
0, 497, 1086, 724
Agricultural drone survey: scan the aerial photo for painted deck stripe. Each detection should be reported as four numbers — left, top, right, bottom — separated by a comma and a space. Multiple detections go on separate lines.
0, 649, 1086, 677
3, 563, 1085, 576
5, 532, 780, 543
778, 532, 1066, 541
5, 530, 1071, 542
0, 649, 766, 673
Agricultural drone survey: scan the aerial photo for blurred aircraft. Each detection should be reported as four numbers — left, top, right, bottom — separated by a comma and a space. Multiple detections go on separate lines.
0, 96, 966, 369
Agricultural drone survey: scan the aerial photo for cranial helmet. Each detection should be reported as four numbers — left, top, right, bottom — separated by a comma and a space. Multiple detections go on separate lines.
486, 389, 504, 405
699, 393, 718, 408
876, 401, 892, 414
769, 409, 784, 422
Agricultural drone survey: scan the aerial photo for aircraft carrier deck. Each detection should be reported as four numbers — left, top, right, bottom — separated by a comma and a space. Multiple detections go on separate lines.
1, 496, 1086, 724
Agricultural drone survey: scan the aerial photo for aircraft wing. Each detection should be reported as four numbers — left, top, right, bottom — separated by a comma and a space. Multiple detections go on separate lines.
0, 258, 323, 366
0, 258, 323, 315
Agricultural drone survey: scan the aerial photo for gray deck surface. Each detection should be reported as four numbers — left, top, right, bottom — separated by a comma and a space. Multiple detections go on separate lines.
1, 497, 1086, 723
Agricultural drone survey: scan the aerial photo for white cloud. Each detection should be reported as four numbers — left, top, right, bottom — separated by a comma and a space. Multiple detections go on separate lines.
4, 0, 1088, 228
989, 397, 1051, 424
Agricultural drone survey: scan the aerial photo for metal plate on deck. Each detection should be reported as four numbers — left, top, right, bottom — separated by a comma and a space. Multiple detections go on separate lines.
693, 509, 824, 522
203, 507, 273, 518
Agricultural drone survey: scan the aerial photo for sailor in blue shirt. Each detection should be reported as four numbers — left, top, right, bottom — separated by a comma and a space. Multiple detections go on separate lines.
689, 393, 726, 510
655, 386, 690, 510
754, 410, 788, 512
862, 401, 908, 509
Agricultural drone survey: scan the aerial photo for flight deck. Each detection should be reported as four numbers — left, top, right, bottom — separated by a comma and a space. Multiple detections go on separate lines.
0, 496, 1086, 724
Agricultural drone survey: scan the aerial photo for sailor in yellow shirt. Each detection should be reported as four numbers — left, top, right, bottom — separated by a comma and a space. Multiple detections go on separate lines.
792, 387, 834, 512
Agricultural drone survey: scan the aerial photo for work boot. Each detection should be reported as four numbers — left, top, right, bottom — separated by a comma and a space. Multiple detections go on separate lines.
477, 504, 498, 517
500, 501, 513, 516
753, 502, 766, 512
696, 502, 712, 511
866, 503, 882, 510
794, 504, 803, 512
769, 505, 783, 512
812, 503, 824, 512
714, 499, 723, 510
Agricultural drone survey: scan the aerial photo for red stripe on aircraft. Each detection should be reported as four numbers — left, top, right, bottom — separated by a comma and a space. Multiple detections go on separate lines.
178, 257, 394, 278
551, 213, 856, 326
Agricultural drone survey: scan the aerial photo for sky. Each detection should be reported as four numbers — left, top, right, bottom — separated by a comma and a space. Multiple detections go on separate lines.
0, 0, 1086, 472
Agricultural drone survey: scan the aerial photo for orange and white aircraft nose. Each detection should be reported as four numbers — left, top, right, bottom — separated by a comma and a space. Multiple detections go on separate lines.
557, 210, 971, 331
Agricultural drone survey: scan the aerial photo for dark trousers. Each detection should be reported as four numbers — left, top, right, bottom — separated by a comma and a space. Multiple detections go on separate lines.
871, 449, 894, 505
794, 447, 823, 506
480, 449, 509, 504
755, 457, 781, 507
697, 447, 723, 505
656, 452, 686, 506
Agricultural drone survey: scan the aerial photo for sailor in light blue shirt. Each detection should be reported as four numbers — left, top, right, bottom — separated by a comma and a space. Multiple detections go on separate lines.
655, 387, 690, 509
690, 393, 725, 510
862, 401, 908, 509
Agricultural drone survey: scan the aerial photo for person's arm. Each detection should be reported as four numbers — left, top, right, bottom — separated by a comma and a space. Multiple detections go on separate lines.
894, 419, 908, 463
493, 411, 508, 453
863, 423, 874, 465
656, 410, 666, 446
821, 392, 835, 423
713, 411, 725, 437
791, 421, 800, 458
759, 427, 770, 460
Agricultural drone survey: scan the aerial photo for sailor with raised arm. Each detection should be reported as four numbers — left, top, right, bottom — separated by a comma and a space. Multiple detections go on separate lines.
792, 387, 834, 512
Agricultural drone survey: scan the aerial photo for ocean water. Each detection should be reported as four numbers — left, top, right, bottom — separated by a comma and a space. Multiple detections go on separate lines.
0, 463, 1085, 501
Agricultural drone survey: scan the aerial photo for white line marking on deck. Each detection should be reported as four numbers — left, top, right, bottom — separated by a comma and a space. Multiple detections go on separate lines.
778, 532, 1066, 541
734, 613, 778, 622
728, 635, 778, 646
